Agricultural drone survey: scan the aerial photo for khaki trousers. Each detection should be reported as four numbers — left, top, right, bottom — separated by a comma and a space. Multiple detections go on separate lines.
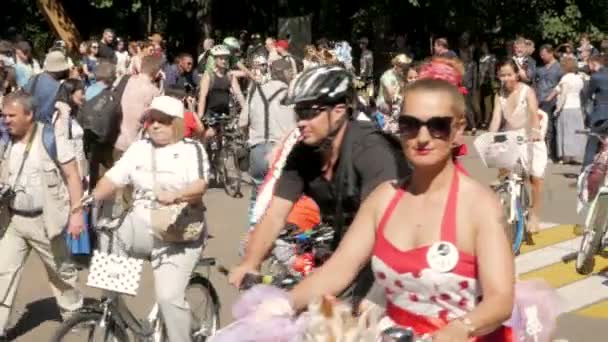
100, 211, 204, 342
0, 214, 83, 333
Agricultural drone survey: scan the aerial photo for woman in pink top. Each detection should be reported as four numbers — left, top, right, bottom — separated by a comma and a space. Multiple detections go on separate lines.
289, 79, 514, 341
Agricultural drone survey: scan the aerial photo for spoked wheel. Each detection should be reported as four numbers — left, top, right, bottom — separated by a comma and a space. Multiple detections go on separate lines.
576, 194, 608, 274
220, 145, 242, 198
206, 142, 221, 188
512, 202, 526, 256
51, 312, 128, 342
518, 182, 532, 249
496, 188, 524, 254
187, 277, 220, 341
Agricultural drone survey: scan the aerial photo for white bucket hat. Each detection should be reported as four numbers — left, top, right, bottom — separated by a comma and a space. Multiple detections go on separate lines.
149, 96, 184, 119
44, 51, 70, 72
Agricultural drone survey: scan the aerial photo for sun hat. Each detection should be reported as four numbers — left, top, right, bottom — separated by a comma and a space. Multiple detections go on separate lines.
44, 50, 70, 72
149, 95, 184, 119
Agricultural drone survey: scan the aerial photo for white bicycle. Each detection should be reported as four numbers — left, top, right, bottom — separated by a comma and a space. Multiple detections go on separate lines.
572, 129, 608, 274
475, 131, 532, 254
51, 196, 220, 342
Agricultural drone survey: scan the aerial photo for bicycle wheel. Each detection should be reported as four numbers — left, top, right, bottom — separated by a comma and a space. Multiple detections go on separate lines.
576, 192, 608, 275
220, 145, 242, 198
496, 187, 519, 251
51, 311, 129, 342
512, 201, 526, 255
187, 276, 220, 342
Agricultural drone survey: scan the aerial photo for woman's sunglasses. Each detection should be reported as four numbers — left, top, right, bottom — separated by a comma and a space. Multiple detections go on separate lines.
397, 115, 454, 140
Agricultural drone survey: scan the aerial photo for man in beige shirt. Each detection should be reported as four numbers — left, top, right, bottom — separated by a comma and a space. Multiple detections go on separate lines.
0, 91, 84, 340
114, 55, 162, 154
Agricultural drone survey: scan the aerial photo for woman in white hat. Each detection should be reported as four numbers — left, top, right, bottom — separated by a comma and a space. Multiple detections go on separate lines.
87, 95, 210, 342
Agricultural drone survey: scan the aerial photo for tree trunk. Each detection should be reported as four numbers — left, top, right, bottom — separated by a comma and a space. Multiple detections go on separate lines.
147, 2, 153, 34
36, 0, 81, 52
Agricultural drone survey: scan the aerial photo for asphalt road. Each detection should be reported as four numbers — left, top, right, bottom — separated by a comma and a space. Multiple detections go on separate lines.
6, 136, 608, 341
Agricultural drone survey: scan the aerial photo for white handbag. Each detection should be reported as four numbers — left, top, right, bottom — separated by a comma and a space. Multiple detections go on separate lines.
86, 250, 144, 296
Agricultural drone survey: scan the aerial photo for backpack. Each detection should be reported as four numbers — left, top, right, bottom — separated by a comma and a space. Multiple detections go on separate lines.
77, 75, 130, 144
0, 123, 61, 165
42, 123, 60, 163
248, 82, 288, 141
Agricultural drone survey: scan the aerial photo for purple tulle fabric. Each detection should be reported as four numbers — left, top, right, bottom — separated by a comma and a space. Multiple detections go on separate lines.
506, 280, 564, 342
209, 285, 309, 342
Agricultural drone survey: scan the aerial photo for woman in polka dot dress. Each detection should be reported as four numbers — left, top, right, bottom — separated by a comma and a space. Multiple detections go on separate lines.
288, 79, 514, 341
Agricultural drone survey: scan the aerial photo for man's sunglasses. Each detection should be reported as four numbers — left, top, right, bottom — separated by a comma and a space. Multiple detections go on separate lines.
397, 115, 454, 139
295, 106, 328, 121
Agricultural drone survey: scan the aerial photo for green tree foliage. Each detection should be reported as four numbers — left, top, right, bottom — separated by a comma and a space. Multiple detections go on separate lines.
0, 0, 605, 57
540, 0, 605, 44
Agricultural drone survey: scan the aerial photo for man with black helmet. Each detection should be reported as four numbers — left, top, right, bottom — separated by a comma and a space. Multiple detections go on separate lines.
229, 65, 409, 301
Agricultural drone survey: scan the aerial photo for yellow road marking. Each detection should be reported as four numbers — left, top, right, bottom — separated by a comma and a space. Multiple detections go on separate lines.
519, 256, 608, 288
519, 224, 579, 254
573, 300, 608, 318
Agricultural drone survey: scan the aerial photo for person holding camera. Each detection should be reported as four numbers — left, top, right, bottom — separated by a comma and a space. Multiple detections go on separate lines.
0, 91, 85, 340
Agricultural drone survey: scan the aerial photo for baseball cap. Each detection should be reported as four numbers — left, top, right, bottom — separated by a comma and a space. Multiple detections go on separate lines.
275, 40, 289, 50
149, 96, 184, 119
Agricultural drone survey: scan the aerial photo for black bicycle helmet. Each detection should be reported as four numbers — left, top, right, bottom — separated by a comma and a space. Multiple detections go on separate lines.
285, 65, 354, 107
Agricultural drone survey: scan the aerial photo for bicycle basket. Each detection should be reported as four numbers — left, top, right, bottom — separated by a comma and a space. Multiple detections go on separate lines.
474, 131, 524, 170
86, 250, 144, 296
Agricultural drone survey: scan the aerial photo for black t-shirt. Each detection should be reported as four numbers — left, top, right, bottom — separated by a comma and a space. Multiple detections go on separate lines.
275, 120, 409, 300
205, 72, 231, 115
97, 42, 116, 64
275, 120, 409, 228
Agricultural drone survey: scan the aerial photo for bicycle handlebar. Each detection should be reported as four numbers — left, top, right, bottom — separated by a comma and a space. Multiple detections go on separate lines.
576, 129, 608, 139
217, 265, 299, 291
74, 191, 160, 214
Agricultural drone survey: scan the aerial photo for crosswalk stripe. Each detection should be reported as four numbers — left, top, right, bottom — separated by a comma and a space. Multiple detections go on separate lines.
555, 276, 608, 313
520, 255, 608, 288
514, 221, 608, 319
573, 299, 608, 318
519, 224, 579, 253
516, 236, 581, 274
540, 222, 560, 230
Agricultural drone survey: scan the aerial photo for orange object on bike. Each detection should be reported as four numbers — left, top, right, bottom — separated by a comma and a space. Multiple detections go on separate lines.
286, 196, 321, 233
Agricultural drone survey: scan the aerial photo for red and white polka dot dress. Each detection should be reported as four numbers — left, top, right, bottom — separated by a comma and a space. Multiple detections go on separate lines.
371, 170, 512, 341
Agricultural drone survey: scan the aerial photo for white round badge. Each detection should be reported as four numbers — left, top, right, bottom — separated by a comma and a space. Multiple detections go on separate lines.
426, 241, 459, 273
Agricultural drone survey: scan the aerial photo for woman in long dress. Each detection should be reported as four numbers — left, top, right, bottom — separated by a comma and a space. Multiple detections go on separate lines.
546, 57, 586, 164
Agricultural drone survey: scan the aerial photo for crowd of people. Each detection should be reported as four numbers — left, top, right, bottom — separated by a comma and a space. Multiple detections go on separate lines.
0, 26, 605, 341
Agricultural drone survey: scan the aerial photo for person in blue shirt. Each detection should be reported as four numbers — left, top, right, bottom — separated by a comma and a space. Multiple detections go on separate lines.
163, 53, 199, 89
583, 55, 608, 167
433, 38, 458, 58
85, 62, 116, 101
24, 50, 69, 123
14, 41, 41, 89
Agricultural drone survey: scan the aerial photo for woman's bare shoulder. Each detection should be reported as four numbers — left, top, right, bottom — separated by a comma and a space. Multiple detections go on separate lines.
459, 174, 502, 212
364, 180, 404, 212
